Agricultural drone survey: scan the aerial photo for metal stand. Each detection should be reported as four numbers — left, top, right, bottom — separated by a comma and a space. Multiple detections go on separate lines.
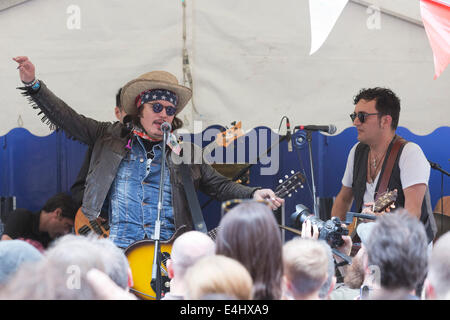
150, 124, 171, 300
305, 130, 319, 217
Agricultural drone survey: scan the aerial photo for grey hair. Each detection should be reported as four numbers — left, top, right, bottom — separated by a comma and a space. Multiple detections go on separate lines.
318, 241, 335, 299
45, 234, 129, 289
427, 231, 450, 299
366, 210, 428, 291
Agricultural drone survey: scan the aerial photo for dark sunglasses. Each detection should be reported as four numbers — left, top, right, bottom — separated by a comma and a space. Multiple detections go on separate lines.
151, 103, 177, 116
350, 112, 380, 123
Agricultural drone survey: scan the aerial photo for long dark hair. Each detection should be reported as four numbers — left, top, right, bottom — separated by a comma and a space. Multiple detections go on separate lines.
215, 201, 283, 300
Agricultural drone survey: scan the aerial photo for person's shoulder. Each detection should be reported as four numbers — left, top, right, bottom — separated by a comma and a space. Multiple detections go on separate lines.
402, 141, 423, 152
399, 141, 427, 162
6, 208, 34, 220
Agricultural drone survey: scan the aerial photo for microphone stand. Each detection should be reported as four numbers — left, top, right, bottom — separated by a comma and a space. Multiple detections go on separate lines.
428, 160, 449, 236
150, 125, 170, 300
305, 130, 320, 217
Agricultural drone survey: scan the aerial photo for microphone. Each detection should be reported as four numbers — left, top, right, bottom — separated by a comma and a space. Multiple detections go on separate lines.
286, 118, 293, 152
161, 122, 172, 133
120, 115, 134, 138
428, 160, 440, 169
295, 124, 337, 134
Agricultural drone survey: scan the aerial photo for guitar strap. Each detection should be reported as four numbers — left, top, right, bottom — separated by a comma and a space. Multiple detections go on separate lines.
179, 163, 208, 234
375, 136, 407, 201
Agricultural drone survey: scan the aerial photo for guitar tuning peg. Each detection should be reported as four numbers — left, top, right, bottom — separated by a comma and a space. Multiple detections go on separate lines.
279, 179, 283, 184
284, 175, 288, 179
294, 190, 298, 192
300, 185, 304, 188
288, 194, 292, 197
291, 170, 295, 174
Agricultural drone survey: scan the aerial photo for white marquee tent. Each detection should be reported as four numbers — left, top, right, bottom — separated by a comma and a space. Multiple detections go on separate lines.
1, 0, 449, 137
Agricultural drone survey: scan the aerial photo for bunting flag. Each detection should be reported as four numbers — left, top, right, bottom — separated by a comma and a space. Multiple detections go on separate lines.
309, 0, 348, 55
420, 0, 450, 79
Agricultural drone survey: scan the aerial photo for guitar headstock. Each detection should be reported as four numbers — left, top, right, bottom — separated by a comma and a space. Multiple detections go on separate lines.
275, 170, 306, 199
373, 189, 398, 213
215, 121, 244, 148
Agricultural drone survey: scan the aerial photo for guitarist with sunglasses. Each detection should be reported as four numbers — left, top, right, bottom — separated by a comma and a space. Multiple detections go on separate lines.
331, 87, 437, 245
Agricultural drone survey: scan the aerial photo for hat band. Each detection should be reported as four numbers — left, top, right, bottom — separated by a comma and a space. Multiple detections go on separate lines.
135, 89, 178, 108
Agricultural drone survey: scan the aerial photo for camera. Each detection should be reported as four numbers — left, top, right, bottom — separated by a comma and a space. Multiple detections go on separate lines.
290, 204, 348, 248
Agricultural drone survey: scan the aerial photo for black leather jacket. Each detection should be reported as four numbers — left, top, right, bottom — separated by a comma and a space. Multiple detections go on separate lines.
22, 81, 257, 233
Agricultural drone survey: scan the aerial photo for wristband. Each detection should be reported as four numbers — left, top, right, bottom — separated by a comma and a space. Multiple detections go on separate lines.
31, 79, 40, 91
22, 78, 37, 87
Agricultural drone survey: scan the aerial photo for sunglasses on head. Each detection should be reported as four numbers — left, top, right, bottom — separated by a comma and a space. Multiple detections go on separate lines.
221, 199, 271, 216
151, 103, 177, 116
350, 112, 380, 123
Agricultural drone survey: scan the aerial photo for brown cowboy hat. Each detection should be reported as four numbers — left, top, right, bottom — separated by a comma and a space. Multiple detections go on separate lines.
121, 71, 192, 116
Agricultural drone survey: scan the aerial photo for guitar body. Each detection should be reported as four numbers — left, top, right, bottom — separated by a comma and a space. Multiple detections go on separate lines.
125, 240, 173, 300
74, 207, 110, 238
124, 228, 185, 300
347, 189, 398, 237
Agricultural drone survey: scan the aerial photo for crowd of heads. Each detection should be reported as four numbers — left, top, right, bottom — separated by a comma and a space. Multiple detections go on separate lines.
0, 198, 449, 300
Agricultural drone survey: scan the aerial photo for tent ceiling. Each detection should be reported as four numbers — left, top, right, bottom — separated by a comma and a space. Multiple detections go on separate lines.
1, 0, 448, 137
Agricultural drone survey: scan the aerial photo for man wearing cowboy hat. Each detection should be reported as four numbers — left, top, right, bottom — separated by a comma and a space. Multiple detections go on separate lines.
14, 56, 283, 249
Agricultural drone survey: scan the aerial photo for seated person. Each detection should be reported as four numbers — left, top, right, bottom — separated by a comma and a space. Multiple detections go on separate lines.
1, 193, 78, 250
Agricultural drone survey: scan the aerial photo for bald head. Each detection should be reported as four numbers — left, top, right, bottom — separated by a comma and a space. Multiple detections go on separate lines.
170, 231, 215, 278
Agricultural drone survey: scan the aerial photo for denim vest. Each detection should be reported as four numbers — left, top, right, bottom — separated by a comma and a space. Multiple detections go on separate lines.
108, 137, 175, 248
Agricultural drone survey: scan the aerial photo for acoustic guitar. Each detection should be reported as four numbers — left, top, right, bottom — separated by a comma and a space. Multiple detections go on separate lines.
124, 170, 306, 300
346, 189, 398, 237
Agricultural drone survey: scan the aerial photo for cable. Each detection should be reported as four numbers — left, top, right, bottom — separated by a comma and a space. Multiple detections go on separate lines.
277, 116, 288, 134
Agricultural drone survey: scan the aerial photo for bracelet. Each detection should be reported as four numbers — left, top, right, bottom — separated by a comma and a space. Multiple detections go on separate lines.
31, 79, 40, 91
22, 78, 37, 87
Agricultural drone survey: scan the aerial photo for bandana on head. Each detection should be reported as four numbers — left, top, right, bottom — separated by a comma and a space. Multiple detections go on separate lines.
135, 89, 178, 109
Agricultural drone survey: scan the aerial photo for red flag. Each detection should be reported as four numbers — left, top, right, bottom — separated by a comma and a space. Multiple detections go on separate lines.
420, 0, 450, 79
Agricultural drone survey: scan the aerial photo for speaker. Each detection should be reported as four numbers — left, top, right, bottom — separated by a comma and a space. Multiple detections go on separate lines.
0, 196, 16, 224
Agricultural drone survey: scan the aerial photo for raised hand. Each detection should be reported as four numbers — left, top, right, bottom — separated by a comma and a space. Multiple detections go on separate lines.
13, 56, 36, 83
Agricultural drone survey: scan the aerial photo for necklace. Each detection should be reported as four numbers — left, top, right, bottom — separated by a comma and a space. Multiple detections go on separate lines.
368, 149, 387, 183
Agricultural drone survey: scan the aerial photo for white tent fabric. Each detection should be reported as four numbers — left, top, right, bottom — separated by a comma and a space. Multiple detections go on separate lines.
1, 0, 449, 137
309, 0, 348, 55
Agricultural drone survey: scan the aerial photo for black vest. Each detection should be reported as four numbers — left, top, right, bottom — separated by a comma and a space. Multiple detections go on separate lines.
352, 136, 437, 243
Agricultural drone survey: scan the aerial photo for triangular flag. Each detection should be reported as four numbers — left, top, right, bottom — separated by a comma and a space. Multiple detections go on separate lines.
309, 0, 348, 55
420, 0, 450, 79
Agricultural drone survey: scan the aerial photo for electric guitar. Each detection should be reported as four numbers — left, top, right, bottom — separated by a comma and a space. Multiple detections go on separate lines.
346, 189, 398, 237
74, 208, 109, 238
124, 170, 306, 299
74, 122, 245, 239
